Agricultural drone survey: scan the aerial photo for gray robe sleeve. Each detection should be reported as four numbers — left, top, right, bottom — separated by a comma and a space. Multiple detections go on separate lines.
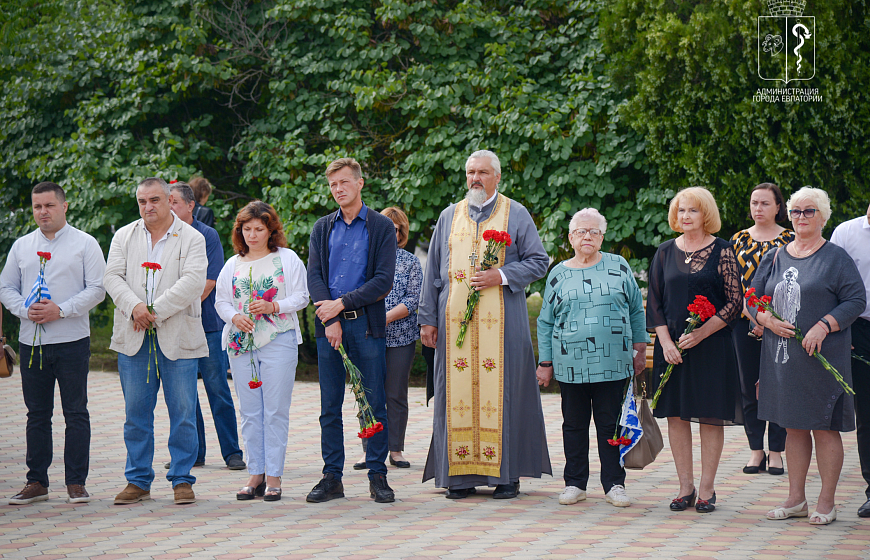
501, 201, 549, 293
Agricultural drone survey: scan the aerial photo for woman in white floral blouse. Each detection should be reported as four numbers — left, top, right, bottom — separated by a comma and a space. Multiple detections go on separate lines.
355, 207, 423, 470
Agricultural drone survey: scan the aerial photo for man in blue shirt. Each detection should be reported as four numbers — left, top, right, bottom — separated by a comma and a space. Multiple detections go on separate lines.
306, 158, 397, 503
168, 182, 245, 471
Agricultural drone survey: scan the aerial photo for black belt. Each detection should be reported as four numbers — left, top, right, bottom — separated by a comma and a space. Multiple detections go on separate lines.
342, 308, 366, 320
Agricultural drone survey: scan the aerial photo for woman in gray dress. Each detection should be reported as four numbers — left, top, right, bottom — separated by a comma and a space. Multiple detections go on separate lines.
751, 187, 866, 525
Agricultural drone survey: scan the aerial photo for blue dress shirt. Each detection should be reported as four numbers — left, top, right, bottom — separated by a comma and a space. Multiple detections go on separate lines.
328, 203, 370, 302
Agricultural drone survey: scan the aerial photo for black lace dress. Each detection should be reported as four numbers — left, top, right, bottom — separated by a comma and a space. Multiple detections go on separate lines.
646, 238, 743, 425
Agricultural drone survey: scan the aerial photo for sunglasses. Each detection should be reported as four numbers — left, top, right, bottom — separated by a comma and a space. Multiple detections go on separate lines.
789, 208, 817, 219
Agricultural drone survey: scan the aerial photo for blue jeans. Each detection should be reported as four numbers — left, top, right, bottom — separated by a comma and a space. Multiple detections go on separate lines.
19, 338, 91, 487
195, 330, 242, 463
118, 336, 198, 489
316, 316, 389, 479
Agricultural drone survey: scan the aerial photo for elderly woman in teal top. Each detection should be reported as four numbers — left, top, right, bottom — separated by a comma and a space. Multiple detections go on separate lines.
537, 208, 649, 508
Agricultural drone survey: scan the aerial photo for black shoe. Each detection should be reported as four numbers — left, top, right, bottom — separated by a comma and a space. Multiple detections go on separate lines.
226, 454, 246, 470
369, 474, 395, 503
858, 498, 870, 518
445, 487, 477, 499
768, 456, 785, 475
492, 481, 520, 499
695, 492, 717, 513
164, 460, 205, 469
353, 461, 367, 470
306, 474, 345, 503
743, 453, 767, 474
670, 488, 696, 511
389, 456, 411, 469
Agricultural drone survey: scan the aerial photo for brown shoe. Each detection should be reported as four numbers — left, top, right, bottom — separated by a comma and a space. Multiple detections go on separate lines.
114, 483, 150, 504
173, 483, 196, 504
9, 482, 48, 505
67, 484, 90, 504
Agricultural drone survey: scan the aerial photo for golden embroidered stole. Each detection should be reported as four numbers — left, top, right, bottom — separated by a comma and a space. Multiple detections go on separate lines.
444, 194, 510, 477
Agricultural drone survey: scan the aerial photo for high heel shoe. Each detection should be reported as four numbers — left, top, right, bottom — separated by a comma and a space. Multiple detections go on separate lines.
743, 453, 767, 474
768, 455, 785, 475
670, 488, 696, 511
695, 492, 717, 513
236, 480, 266, 501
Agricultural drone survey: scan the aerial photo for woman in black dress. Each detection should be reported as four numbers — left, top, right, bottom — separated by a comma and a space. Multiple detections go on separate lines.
647, 187, 742, 513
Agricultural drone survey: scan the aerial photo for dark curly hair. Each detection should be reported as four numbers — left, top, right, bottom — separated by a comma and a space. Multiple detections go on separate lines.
232, 201, 288, 256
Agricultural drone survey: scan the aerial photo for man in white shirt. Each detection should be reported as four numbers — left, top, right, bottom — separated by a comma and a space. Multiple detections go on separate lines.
831, 203, 870, 517
0, 182, 106, 505
104, 177, 208, 505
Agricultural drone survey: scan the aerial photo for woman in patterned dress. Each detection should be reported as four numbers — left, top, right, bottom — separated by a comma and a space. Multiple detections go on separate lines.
215, 202, 309, 501
730, 183, 793, 476
647, 187, 743, 513
355, 207, 423, 470
536, 208, 649, 508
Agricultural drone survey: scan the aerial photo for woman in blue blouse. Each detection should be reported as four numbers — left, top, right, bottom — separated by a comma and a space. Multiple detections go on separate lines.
355, 207, 423, 469
537, 208, 649, 508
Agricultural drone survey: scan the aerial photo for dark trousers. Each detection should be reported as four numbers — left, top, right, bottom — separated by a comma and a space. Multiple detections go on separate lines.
361, 341, 416, 453
19, 337, 91, 488
732, 318, 787, 452
316, 316, 389, 479
558, 378, 626, 493
852, 318, 870, 498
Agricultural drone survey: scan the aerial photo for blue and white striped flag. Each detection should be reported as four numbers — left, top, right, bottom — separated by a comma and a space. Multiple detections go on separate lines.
24, 269, 51, 308
618, 377, 643, 467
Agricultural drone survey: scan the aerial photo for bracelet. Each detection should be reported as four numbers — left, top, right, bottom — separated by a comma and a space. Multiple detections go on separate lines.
818, 317, 832, 333
539, 361, 553, 367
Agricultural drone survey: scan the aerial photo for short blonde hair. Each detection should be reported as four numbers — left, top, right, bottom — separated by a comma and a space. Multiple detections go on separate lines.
325, 157, 362, 180
381, 206, 409, 249
569, 208, 607, 236
668, 186, 721, 234
787, 186, 832, 226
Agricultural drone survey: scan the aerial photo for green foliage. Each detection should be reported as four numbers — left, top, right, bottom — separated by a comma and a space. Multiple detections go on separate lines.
601, 0, 870, 234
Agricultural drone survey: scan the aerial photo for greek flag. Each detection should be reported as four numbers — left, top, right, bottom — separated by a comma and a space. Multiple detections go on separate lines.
24, 269, 51, 308
618, 377, 643, 467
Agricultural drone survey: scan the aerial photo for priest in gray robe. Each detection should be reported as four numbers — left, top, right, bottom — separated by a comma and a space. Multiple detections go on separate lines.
419, 149, 552, 499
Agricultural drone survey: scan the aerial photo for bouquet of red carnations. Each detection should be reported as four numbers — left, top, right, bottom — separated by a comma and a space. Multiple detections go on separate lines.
456, 230, 512, 347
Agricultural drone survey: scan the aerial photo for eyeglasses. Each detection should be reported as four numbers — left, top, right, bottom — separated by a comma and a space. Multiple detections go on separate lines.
571, 228, 603, 237
789, 208, 817, 219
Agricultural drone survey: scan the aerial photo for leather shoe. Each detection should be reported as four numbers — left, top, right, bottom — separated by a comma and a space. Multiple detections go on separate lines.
226, 454, 246, 470
369, 474, 395, 503
446, 487, 476, 499
492, 481, 520, 499
66, 484, 90, 504
114, 483, 151, 505
173, 483, 196, 504
306, 474, 345, 503
389, 456, 411, 468
353, 461, 367, 470
9, 482, 48, 505
858, 498, 870, 518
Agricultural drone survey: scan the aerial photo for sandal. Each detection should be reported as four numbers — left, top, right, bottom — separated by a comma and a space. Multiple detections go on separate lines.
236, 481, 266, 501
264, 487, 282, 502
767, 500, 808, 520
809, 507, 837, 525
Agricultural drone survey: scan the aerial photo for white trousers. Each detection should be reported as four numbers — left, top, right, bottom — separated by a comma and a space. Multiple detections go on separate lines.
230, 330, 298, 477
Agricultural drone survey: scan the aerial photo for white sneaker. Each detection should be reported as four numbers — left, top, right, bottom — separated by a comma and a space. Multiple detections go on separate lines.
605, 484, 631, 507
559, 486, 587, 505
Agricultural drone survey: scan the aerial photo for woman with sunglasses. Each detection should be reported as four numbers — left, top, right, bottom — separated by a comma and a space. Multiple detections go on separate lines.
730, 183, 793, 476
750, 187, 865, 525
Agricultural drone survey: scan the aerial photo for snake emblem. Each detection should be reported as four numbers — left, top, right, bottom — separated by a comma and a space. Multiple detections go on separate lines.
792, 23, 812, 75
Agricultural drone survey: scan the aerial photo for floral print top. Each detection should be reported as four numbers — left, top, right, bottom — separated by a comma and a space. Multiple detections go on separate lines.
385, 248, 423, 348
228, 255, 295, 357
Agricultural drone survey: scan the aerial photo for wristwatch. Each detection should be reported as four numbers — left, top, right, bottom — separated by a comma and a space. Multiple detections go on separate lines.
539, 361, 553, 367
58, 307, 65, 319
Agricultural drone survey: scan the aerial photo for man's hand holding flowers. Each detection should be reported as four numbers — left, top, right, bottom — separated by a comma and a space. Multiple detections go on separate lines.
131, 303, 157, 332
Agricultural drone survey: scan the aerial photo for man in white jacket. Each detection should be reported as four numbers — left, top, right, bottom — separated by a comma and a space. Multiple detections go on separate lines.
104, 177, 208, 505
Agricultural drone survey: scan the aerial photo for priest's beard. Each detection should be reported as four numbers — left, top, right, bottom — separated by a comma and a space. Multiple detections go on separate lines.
465, 186, 488, 207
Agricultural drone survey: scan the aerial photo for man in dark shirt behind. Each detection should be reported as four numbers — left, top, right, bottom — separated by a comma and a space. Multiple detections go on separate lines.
168, 182, 245, 471
305, 158, 397, 503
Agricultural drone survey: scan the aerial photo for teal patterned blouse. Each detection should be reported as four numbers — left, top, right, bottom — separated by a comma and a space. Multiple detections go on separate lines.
537, 253, 650, 384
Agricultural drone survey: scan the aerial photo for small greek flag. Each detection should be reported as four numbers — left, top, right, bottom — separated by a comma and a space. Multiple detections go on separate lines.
24, 269, 51, 308
618, 377, 643, 467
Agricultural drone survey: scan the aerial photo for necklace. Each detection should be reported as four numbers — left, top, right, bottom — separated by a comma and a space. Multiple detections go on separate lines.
792, 237, 824, 258
682, 236, 704, 264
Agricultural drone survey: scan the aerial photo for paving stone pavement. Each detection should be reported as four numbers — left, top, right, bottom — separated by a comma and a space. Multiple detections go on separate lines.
1, 370, 870, 559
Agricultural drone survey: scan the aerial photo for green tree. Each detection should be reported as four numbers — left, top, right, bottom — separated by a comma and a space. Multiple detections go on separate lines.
600, 0, 870, 234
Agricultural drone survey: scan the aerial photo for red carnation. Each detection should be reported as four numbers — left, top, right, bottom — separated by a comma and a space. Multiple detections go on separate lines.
141, 262, 162, 271
761, 295, 772, 304
248, 380, 262, 389
372, 422, 384, 433
37, 251, 52, 260
482, 230, 495, 241
169, 179, 178, 184
607, 439, 619, 446
502, 232, 512, 247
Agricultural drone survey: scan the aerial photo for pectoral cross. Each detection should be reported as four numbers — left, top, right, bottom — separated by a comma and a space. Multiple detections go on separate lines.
469, 251, 478, 270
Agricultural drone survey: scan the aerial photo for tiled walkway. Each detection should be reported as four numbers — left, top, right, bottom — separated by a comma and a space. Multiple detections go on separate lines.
1, 371, 870, 559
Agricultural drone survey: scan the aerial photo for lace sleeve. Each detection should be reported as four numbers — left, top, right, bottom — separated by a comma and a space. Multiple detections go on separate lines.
716, 243, 742, 323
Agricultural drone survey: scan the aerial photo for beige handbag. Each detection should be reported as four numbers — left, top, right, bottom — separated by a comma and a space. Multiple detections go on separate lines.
1, 310, 18, 377
623, 382, 664, 470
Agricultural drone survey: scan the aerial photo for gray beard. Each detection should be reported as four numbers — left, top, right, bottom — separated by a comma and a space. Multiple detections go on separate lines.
465, 187, 488, 208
